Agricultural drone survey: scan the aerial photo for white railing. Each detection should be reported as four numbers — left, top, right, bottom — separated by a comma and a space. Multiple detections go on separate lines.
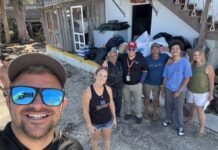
176, 0, 218, 31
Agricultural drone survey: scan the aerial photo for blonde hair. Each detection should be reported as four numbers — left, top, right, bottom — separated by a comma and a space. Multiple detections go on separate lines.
192, 49, 206, 64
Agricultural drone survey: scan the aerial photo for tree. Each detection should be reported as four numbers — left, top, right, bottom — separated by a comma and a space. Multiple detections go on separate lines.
0, 0, 11, 43
11, 0, 30, 44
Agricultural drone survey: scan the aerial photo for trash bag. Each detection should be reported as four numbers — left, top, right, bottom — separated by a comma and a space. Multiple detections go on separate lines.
153, 32, 173, 44
94, 48, 108, 65
84, 48, 97, 60
106, 36, 125, 52
135, 31, 151, 57
98, 22, 130, 32
136, 31, 150, 43
170, 36, 192, 51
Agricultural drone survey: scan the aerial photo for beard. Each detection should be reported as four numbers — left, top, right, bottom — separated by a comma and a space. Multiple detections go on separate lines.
11, 106, 61, 140
21, 120, 56, 139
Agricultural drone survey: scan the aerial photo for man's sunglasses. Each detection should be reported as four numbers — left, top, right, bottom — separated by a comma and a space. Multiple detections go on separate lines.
10, 86, 65, 106
128, 48, 136, 51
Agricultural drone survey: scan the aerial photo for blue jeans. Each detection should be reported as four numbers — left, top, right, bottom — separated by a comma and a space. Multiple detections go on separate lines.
93, 120, 113, 130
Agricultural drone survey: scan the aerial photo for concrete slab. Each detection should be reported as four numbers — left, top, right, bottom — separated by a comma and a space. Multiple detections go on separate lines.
194, 113, 218, 132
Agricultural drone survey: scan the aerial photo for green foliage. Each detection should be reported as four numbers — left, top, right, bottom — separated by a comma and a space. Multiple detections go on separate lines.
0, 19, 19, 43
34, 32, 45, 43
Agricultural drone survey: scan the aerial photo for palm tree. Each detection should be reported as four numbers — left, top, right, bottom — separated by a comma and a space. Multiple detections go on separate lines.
11, 0, 30, 44
0, 0, 11, 43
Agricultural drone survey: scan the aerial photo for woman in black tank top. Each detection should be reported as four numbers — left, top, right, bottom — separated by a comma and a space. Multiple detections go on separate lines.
82, 67, 117, 150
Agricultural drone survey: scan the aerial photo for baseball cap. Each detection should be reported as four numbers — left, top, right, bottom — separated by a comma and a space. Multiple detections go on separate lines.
128, 42, 137, 49
151, 43, 161, 48
8, 53, 67, 86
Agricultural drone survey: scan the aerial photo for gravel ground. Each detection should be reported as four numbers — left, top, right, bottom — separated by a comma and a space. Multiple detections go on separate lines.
1, 55, 218, 150
59, 63, 218, 150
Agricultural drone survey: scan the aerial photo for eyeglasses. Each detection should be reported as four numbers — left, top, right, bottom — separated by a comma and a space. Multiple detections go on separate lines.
10, 86, 65, 106
128, 48, 136, 51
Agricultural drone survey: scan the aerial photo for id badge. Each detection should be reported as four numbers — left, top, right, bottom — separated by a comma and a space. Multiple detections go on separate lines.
126, 75, 130, 81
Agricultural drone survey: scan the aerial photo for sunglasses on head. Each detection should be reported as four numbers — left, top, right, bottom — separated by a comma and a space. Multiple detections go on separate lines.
10, 86, 65, 106
128, 48, 136, 51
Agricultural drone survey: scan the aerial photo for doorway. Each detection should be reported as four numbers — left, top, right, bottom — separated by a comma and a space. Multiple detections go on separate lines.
70, 5, 85, 51
132, 4, 152, 40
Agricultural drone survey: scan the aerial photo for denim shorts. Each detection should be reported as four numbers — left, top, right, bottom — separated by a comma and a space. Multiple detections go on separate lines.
93, 119, 113, 130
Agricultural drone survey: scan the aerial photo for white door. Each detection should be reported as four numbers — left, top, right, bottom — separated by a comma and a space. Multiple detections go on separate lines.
70, 6, 85, 51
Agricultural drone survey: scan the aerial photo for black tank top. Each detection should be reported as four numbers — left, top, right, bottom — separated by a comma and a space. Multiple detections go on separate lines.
89, 85, 112, 124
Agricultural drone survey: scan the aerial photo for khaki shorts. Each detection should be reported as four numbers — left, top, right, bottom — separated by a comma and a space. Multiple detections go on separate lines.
143, 84, 161, 99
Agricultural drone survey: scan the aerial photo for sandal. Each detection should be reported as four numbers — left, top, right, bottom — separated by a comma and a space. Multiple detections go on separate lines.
177, 128, 185, 136
162, 120, 171, 127
193, 130, 206, 137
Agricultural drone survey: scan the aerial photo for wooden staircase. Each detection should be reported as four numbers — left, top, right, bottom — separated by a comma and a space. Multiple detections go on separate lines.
159, 0, 218, 41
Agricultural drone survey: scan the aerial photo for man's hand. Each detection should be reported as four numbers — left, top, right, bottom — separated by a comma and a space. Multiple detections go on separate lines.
102, 60, 109, 68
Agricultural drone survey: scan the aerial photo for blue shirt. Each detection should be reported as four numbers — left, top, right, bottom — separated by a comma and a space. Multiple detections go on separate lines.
163, 58, 192, 92
144, 53, 169, 85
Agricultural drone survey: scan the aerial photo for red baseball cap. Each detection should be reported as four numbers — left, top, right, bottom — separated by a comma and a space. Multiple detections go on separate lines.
128, 42, 137, 49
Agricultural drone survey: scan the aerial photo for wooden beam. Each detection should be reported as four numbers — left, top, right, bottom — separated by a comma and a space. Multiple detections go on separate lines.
196, 0, 211, 49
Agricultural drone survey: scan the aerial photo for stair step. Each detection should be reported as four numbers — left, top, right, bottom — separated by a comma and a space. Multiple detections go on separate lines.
207, 16, 212, 23
173, 0, 186, 4
206, 30, 218, 40
207, 23, 218, 31
160, 0, 218, 40
171, 3, 184, 10
179, 9, 192, 16
181, 4, 195, 10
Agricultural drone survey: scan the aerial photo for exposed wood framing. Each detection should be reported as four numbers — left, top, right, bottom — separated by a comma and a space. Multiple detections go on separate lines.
39, 0, 105, 51
196, 0, 211, 49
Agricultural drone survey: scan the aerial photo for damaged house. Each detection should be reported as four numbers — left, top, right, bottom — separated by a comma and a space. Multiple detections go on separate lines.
36, 0, 218, 71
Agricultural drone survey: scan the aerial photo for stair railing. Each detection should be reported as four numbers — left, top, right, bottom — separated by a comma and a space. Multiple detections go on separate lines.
191, 0, 201, 16
183, 0, 189, 10
209, 0, 215, 31
175, 0, 180, 4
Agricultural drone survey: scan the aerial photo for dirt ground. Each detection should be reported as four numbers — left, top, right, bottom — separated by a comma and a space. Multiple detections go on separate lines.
0, 45, 218, 150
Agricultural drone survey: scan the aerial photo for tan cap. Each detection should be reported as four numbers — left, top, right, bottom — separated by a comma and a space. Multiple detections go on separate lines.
8, 53, 67, 86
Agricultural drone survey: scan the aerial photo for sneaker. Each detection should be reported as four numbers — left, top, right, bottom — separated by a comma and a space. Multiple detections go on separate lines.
177, 128, 185, 136
124, 114, 131, 120
135, 117, 142, 124
162, 120, 172, 127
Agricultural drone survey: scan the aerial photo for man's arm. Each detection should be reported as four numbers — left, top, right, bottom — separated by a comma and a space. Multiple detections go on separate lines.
174, 78, 190, 98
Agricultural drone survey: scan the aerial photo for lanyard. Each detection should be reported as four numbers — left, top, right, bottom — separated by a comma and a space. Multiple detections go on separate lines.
127, 58, 135, 75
